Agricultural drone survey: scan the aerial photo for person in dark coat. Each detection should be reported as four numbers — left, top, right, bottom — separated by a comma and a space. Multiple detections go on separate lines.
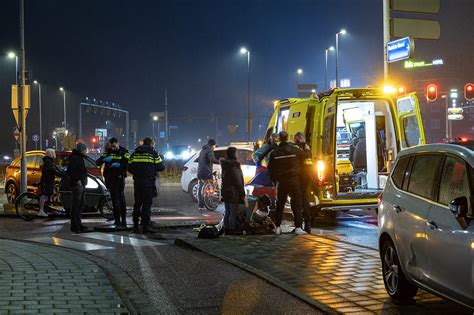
197, 139, 220, 210
67, 143, 89, 233
96, 138, 130, 227
268, 131, 306, 235
38, 149, 62, 217
129, 137, 165, 233
220, 147, 245, 235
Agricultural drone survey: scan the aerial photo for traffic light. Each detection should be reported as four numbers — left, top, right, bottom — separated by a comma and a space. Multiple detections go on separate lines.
426, 83, 438, 101
465, 83, 474, 100
91, 136, 98, 144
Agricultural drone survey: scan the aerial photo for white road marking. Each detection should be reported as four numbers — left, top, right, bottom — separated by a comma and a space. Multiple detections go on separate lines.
77, 233, 165, 246
27, 236, 114, 251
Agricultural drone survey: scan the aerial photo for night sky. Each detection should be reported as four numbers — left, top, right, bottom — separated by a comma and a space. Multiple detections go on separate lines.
0, 0, 473, 153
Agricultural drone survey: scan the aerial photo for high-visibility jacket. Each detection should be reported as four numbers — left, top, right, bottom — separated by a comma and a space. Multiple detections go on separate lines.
129, 145, 165, 179
96, 146, 130, 178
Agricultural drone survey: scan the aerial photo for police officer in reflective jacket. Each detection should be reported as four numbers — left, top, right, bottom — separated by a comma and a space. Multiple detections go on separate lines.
96, 138, 130, 227
129, 137, 165, 233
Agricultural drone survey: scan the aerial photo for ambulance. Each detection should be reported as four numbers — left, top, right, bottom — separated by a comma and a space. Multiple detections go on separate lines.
262, 87, 425, 217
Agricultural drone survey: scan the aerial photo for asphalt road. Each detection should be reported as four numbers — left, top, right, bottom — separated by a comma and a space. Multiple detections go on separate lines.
0, 183, 323, 314
3, 181, 451, 314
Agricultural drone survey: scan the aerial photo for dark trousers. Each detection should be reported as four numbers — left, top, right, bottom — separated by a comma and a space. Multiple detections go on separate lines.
275, 178, 303, 228
133, 177, 154, 227
224, 202, 239, 231
106, 176, 127, 225
71, 183, 85, 230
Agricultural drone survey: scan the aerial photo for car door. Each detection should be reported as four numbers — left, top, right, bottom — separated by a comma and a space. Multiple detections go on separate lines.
425, 154, 474, 304
27, 155, 42, 190
392, 153, 443, 282
396, 93, 426, 149
237, 149, 256, 184
320, 93, 337, 198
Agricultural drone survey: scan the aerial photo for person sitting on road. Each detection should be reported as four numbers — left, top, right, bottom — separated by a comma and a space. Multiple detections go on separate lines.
220, 147, 245, 235
197, 139, 220, 210
38, 149, 63, 218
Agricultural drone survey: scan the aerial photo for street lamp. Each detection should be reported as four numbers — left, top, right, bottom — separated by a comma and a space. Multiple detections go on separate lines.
296, 68, 303, 95
325, 46, 335, 90
59, 87, 67, 129
240, 47, 251, 141
33, 80, 43, 150
335, 29, 346, 88
7, 52, 18, 84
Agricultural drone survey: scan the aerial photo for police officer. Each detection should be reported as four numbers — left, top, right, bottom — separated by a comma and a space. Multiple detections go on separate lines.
268, 131, 306, 235
96, 138, 130, 228
129, 137, 165, 233
294, 132, 313, 234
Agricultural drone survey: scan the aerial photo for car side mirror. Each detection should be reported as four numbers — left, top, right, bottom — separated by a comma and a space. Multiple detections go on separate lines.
449, 197, 469, 229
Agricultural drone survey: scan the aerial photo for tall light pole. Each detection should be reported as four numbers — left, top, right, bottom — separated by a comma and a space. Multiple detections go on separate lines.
335, 29, 346, 88
19, 0, 27, 194
152, 115, 158, 142
33, 81, 43, 150
7, 52, 18, 85
59, 87, 66, 129
296, 68, 303, 94
325, 46, 334, 90
240, 47, 251, 141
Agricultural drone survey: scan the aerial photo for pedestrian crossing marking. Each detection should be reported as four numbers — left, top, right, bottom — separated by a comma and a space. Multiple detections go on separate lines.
78, 233, 165, 246
27, 236, 114, 251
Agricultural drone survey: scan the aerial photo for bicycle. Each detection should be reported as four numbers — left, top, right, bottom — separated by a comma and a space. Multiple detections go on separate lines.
15, 190, 67, 221
201, 171, 221, 211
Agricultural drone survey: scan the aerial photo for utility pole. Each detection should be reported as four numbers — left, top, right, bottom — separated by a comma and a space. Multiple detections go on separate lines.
19, 0, 27, 194
165, 89, 169, 149
383, 0, 390, 81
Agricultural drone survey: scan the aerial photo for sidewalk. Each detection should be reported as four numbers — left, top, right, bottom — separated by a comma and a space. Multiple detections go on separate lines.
0, 239, 126, 314
176, 234, 471, 314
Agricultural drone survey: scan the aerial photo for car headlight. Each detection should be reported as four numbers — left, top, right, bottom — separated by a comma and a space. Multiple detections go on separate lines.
165, 151, 174, 160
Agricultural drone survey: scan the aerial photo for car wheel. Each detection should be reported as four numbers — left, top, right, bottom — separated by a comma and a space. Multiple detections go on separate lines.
98, 198, 114, 220
381, 240, 418, 300
6, 182, 17, 204
188, 179, 199, 202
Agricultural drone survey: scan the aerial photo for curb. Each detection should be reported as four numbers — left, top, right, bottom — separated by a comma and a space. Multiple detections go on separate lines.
4, 237, 154, 315
174, 238, 341, 315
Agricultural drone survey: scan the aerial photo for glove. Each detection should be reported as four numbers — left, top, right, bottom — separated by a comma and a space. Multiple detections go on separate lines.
110, 162, 121, 169
103, 157, 112, 163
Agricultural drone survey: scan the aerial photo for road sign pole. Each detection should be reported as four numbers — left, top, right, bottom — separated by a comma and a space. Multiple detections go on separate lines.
383, 0, 390, 81
19, 0, 27, 194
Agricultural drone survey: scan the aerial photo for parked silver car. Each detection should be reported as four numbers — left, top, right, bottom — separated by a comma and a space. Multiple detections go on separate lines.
378, 142, 474, 309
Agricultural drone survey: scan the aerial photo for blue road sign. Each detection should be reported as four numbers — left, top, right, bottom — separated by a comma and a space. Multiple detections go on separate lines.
387, 37, 414, 63
32, 134, 39, 142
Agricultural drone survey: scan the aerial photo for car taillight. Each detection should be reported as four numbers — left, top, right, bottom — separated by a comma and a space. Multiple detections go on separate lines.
316, 160, 325, 183
182, 166, 188, 172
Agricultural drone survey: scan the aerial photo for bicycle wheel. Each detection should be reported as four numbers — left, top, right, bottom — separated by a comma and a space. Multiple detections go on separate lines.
15, 192, 40, 221
202, 181, 220, 211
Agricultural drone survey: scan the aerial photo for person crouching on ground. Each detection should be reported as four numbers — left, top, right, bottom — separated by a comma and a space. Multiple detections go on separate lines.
220, 147, 245, 235
38, 149, 63, 217
67, 143, 89, 233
